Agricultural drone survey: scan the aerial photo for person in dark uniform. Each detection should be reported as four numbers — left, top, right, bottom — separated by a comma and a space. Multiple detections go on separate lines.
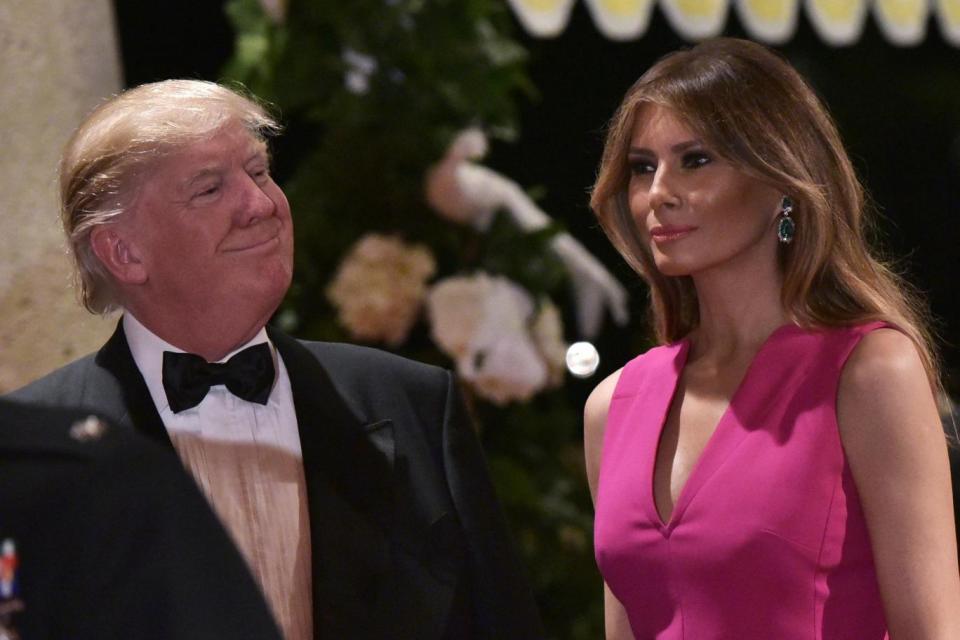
0, 398, 282, 640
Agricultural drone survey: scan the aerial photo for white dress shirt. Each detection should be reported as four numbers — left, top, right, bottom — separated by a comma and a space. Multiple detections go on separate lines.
124, 312, 313, 640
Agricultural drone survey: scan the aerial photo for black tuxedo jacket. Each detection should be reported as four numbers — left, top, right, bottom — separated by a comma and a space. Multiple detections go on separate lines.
9, 322, 544, 639
0, 399, 283, 640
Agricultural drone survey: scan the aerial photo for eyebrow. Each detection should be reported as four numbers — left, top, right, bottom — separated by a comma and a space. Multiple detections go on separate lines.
181, 147, 270, 188
170, 168, 218, 203
183, 167, 222, 189
628, 139, 704, 155
245, 146, 269, 164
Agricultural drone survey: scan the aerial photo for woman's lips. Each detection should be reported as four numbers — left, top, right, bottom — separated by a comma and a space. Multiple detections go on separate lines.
649, 224, 698, 243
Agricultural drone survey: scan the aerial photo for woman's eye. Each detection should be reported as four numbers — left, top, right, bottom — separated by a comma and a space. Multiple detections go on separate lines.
682, 151, 711, 169
629, 160, 656, 175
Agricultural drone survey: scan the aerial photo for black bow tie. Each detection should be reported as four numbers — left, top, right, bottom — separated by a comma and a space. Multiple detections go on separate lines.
161, 343, 276, 414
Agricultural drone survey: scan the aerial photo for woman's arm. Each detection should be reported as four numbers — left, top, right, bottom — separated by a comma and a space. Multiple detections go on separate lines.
584, 368, 636, 640
839, 328, 960, 639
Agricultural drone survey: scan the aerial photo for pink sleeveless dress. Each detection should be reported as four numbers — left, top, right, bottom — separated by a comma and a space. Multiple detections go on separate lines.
594, 323, 889, 639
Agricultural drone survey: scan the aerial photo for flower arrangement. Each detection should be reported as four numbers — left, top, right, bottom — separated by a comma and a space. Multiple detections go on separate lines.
225, 1, 622, 635
325, 126, 626, 404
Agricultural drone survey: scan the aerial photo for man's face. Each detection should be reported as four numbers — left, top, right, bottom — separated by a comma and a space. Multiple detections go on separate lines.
120, 122, 294, 336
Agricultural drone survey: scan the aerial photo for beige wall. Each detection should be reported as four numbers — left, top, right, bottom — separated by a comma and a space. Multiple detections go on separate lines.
0, 0, 121, 392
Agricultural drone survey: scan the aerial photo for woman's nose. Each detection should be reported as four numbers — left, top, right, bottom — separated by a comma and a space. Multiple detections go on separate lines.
647, 166, 679, 211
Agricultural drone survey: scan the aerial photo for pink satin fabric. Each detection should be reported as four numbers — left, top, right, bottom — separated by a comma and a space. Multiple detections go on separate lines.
595, 323, 889, 639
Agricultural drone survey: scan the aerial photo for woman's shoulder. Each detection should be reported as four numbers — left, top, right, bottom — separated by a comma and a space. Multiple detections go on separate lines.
584, 366, 624, 500
838, 327, 941, 458
584, 367, 624, 437
842, 326, 924, 386
583, 342, 681, 489
584, 340, 682, 426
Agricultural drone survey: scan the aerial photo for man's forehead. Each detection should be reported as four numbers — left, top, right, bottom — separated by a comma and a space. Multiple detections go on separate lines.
174, 128, 267, 164
149, 128, 267, 183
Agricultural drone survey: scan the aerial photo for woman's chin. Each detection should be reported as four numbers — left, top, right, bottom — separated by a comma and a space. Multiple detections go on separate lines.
653, 259, 694, 278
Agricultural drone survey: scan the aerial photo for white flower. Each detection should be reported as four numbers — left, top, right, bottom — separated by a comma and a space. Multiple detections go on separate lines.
425, 275, 488, 360
327, 234, 435, 346
463, 330, 547, 406
427, 273, 550, 405
342, 48, 378, 95
531, 299, 567, 388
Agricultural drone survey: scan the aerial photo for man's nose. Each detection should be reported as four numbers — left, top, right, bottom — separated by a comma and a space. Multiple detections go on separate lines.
237, 176, 276, 225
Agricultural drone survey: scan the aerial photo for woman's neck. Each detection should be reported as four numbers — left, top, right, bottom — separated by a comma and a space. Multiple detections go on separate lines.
689, 260, 789, 362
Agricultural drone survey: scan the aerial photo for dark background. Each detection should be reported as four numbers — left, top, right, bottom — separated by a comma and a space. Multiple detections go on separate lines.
113, 1, 960, 385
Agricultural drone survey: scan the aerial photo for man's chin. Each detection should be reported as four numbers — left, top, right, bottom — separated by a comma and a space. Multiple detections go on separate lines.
249, 279, 292, 324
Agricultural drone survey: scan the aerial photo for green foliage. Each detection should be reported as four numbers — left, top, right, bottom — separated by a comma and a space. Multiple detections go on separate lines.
480, 211, 568, 296
223, 1, 602, 636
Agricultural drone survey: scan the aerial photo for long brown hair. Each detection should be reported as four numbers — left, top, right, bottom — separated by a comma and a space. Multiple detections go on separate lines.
590, 38, 941, 393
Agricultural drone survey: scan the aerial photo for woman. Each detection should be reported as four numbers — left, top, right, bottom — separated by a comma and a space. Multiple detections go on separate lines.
585, 38, 960, 639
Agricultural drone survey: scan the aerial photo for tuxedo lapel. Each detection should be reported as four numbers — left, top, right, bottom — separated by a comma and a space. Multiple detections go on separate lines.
93, 321, 172, 448
268, 328, 397, 637
95, 322, 450, 636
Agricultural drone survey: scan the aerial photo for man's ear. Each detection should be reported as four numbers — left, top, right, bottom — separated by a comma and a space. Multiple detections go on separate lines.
89, 225, 147, 285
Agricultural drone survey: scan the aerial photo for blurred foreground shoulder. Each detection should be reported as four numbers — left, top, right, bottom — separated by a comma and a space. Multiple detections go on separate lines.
0, 399, 282, 640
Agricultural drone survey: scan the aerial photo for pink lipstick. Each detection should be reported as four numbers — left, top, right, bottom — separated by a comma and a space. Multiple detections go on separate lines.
649, 224, 697, 243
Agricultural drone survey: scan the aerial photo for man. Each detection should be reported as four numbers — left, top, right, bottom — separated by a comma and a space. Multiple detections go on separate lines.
10, 80, 542, 639
0, 399, 283, 640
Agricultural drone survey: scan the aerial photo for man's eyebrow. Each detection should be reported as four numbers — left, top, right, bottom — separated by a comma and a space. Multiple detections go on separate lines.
245, 148, 269, 164
182, 167, 222, 188
245, 141, 271, 164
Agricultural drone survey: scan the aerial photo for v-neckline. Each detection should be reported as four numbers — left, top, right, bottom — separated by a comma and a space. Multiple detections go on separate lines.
646, 323, 797, 532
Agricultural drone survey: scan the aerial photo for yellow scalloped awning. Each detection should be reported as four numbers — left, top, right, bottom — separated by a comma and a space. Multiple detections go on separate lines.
506, 0, 960, 46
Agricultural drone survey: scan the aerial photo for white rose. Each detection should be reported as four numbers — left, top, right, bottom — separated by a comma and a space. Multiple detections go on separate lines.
428, 273, 550, 405
425, 275, 487, 359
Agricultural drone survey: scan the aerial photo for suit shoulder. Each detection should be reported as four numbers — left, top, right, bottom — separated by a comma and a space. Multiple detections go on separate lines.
6, 353, 100, 407
297, 340, 449, 390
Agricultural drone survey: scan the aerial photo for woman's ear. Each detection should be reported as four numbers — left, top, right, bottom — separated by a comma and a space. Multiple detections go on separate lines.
89, 225, 147, 285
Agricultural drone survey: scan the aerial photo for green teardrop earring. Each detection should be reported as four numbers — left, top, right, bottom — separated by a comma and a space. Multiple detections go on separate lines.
777, 196, 795, 244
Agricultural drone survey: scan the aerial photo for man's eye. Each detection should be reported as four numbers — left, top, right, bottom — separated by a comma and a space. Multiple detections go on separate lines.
194, 185, 220, 198
249, 167, 270, 183
682, 152, 711, 169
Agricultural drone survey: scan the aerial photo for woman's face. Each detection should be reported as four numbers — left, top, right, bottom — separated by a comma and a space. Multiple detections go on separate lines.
627, 104, 783, 278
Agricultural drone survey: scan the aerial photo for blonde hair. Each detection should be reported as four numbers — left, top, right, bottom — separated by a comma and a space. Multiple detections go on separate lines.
60, 79, 281, 313
590, 38, 941, 392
